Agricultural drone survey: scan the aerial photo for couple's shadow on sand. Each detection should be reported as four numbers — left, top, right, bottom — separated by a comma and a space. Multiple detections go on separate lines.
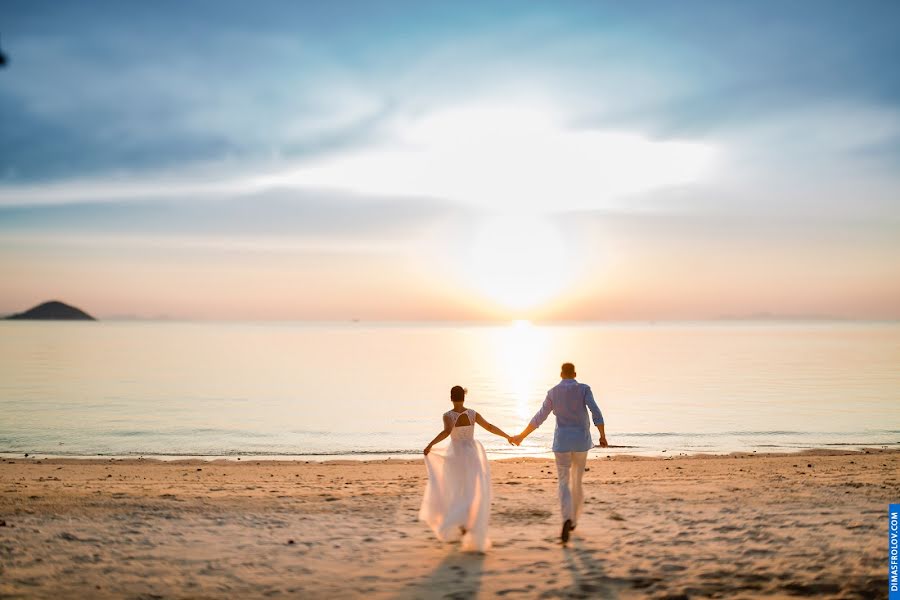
397, 539, 618, 600
398, 550, 485, 600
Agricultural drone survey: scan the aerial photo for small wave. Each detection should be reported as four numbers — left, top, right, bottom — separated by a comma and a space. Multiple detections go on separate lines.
104, 428, 275, 439
617, 430, 900, 438
616, 431, 811, 438
0, 448, 424, 458
820, 441, 900, 446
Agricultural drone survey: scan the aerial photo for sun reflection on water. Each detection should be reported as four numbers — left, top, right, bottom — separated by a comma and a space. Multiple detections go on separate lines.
488, 321, 554, 423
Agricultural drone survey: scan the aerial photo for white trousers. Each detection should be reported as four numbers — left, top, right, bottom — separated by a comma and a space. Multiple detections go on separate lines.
554, 450, 588, 524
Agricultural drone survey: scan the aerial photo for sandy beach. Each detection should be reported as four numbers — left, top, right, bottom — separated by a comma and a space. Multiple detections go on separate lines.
0, 449, 896, 599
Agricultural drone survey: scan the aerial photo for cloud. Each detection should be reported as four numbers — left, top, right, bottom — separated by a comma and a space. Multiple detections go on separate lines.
0, 187, 459, 245
3, 0, 900, 208
0, 25, 392, 182
0, 101, 718, 214
258, 105, 718, 213
2, 3, 900, 245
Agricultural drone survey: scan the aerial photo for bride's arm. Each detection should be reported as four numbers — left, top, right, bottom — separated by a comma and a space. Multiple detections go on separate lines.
475, 413, 512, 441
424, 415, 453, 455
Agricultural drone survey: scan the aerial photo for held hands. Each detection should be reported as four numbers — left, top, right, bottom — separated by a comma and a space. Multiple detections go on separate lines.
507, 434, 523, 446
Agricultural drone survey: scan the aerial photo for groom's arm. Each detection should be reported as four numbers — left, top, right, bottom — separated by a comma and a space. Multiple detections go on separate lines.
584, 386, 608, 447
512, 394, 552, 444
513, 422, 538, 445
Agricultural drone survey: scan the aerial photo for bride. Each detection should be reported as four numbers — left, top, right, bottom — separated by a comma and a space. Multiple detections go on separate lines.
420, 385, 513, 552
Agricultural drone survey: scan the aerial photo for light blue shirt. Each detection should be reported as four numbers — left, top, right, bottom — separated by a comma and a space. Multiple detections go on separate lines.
529, 379, 604, 452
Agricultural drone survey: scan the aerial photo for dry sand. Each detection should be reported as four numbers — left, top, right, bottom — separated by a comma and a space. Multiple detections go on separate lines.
0, 449, 897, 599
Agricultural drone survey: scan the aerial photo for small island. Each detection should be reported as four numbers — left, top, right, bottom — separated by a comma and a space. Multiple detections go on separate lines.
4, 300, 96, 321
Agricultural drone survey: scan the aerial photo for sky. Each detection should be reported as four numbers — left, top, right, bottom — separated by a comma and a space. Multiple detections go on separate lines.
1, 1, 899, 320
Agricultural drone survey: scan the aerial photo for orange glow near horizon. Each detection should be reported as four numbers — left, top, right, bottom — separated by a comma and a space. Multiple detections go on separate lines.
1, 205, 900, 321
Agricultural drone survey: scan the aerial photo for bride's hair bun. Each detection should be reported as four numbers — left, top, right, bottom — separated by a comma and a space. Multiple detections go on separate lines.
450, 385, 467, 402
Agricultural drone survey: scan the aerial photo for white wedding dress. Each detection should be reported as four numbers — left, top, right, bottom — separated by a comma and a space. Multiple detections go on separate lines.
419, 408, 492, 552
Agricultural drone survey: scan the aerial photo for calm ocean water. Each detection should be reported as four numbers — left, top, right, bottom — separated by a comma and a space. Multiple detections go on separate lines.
1, 321, 898, 460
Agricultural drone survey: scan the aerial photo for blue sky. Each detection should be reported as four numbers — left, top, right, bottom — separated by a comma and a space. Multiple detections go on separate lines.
1, 1, 899, 319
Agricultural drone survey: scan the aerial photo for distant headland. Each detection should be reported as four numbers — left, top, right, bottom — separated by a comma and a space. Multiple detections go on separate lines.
4, 300, 96, 321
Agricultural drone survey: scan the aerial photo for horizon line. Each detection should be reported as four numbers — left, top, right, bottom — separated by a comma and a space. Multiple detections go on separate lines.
4, 315, 899, 325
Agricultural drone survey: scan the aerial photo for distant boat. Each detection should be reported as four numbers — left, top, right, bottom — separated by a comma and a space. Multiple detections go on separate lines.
4, 300, 96, 321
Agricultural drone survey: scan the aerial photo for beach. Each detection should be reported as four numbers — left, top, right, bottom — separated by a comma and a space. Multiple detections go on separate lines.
0, 449, 895, 599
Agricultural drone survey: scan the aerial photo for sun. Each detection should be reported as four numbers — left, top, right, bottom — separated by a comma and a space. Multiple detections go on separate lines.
460, 215, 575, 313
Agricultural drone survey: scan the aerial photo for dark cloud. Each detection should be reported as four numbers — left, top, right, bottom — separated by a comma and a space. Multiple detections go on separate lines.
563, 3, 900, 138
0, 188, 459, 239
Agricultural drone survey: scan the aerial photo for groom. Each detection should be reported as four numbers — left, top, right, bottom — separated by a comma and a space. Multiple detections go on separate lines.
511, 362, 607, 543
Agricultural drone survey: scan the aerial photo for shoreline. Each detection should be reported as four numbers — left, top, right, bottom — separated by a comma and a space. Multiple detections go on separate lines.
2, 444, 898, 464
2, 448, 896, 598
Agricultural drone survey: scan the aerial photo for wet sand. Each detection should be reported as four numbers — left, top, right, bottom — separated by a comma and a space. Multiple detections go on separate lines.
1, 449, 896, 598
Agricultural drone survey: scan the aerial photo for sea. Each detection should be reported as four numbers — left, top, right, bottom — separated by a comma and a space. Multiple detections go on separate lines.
1, 320, 898, 460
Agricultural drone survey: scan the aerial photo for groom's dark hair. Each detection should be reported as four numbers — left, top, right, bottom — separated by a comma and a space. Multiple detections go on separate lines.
450, 386, 467, 402
561, 363, 576, 377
